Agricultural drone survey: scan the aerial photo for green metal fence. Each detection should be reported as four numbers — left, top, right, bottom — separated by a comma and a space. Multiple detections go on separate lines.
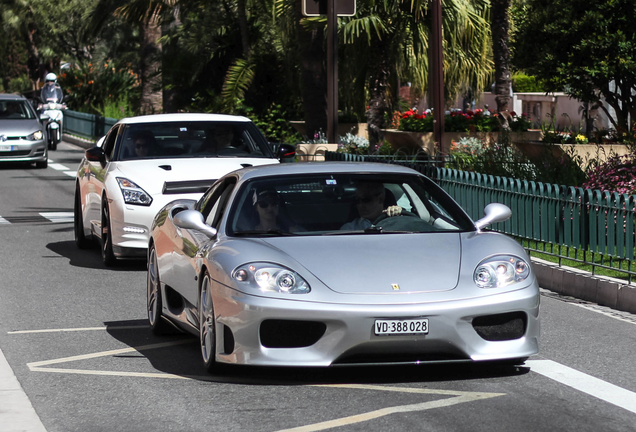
63, 110, 118, 140
326, 151, 636, 281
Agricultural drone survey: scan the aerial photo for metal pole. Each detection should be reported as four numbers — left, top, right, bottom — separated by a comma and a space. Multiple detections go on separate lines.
431, 0, 445, 156
327, 0, 338, 144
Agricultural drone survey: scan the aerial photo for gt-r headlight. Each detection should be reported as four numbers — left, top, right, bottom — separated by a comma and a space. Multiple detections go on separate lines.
26, 130, 43, 141
474, 255, 530, 288
117, 177, 152, 206
233, 263, 311, 294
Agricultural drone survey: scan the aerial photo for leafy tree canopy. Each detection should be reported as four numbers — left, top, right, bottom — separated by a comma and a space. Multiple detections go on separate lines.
513, 0, 636, 135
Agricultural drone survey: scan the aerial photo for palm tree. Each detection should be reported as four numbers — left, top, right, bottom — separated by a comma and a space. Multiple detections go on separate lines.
490, 0, 512, 128
340, 0, 492, 149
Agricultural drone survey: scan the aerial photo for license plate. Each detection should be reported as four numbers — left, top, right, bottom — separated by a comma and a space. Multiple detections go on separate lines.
0, 145, 14, 151
374, 318, 429, 336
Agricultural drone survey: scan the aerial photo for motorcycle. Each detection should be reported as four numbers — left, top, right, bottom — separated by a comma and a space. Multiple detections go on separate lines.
38, 98, 66, 150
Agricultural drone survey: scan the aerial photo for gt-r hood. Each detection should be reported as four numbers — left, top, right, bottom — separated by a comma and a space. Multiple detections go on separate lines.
113, 157, 278, 195
262, 234, 461, 294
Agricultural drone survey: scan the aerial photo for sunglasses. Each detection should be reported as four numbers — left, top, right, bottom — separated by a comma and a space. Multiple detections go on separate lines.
257, 200, 279, 209
353, 193, 380, 204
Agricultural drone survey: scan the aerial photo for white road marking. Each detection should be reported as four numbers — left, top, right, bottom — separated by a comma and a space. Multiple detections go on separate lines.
275, 384, 504, 432
63, 171, 76, 178
48, 162, 70, 171
0, 347, 47, 432
39, 212, 74, 223
0, 217, 9, 225
8, 325, 148, 334
527, 360, 636, 415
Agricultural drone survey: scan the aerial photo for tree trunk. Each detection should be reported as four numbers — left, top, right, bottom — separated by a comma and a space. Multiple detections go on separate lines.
367, 38, 390, 152
296, 3, 327, 139
140, 19, 162, 114
490, 0, 512, 129
237, 0, 251, 58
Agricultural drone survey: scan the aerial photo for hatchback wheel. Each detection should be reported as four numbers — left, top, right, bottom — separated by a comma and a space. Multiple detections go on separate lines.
74, 187, 91, 249
147, 244, 170, 335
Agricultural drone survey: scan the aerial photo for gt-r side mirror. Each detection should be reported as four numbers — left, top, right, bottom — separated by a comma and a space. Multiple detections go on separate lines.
85, 146, 106, 167
474, 203, 512, 230
276, 143, 296, 162
173, 209, 217, 239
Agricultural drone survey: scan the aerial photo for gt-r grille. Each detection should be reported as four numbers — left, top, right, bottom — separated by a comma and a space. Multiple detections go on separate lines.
259, 320, 326, 348
162, 179, 216, 195
472, 312, 527, 341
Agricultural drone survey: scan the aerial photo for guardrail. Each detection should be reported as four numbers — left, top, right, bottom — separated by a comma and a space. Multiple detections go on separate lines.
63, 110, 118, 140
326, 151, 636, 281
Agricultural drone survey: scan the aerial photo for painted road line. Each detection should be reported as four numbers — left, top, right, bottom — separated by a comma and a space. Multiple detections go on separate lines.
0, 217, 9, 225
48, 162, 70, 171
274, 385, 504, 432
0, 347, 47, 432
39, 212, 74, 223
527, 359, 636, 415
8, 325, 149, 334
63, 171, 76, 178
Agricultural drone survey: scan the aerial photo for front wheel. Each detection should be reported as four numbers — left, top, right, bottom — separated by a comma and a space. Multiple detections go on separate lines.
74, 186, 91, 249
199, 272, 217, 372
101, 196, 117, 267
147, 244, 170, 335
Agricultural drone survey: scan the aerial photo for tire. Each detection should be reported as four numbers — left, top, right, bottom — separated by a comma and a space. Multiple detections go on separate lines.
74, 186, 91, 249
35, 159, 48, 169
101, 195, 117, 267
199, 272, 217, 372
147, 244, 170, 335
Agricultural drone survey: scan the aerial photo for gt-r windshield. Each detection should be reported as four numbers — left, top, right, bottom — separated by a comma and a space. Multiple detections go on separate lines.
116, 121, 273, 160
0, 100, 36, 120
227, 173, 475, 236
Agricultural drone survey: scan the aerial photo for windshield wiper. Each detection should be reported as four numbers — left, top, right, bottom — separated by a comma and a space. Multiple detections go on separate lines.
233, 229, 296, 237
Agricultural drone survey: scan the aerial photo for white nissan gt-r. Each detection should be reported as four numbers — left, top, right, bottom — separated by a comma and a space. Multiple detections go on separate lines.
74, 113, 294, 266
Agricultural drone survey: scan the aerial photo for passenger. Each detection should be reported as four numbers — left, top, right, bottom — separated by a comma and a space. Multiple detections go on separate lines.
341, 182, 403, 230
251, 188, 300, 232
197, 124, 234, 154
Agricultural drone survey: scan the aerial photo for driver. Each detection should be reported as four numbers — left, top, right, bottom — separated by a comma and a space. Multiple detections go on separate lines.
40, 73, 64, 104
340, 182, 403, 230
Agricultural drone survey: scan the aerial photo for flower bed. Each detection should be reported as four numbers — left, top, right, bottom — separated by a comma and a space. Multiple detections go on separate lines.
394, 108, 531, 133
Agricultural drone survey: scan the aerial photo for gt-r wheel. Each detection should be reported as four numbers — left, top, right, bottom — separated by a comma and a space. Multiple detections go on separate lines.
101, 195, 117, 267
147, 244, 169, 335
74, 186, 91, 249
199, 272, 217, 372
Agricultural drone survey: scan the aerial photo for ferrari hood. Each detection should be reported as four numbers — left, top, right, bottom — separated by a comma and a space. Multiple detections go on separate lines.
113, 157, 278, 195
262, 234, 461, 294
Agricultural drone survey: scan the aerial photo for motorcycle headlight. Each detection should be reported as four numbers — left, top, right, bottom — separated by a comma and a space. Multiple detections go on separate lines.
474, 255, 530, 288
117, 177, 152, 206
233, 263, 311, 294
26, 130, 44, 141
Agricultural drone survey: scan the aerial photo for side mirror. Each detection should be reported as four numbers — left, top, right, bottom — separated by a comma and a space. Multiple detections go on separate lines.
173, 209, 217, 239
39, 114, 50, 123
474, 203, 512, 230
276, 143, 296, 162
85, 146, 106, 167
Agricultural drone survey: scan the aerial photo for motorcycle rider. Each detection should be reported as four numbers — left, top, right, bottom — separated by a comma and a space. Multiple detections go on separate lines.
40, 73, 64, 104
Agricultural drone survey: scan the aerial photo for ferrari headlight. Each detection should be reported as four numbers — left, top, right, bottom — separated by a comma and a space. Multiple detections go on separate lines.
26, 130, 44, 141
474, 255, 530, 288
233, 263, 310, 294
117, 177, 152, 206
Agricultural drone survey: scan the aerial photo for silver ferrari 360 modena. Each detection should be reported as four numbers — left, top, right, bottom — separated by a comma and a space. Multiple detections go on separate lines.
148, 162, 539, 371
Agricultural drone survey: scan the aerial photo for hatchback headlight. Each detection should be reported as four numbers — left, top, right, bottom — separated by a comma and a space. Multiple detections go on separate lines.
117, 177, 152, 206
233, 263, 310, 294
474, 255, 530, 288
26, 130, 43, 141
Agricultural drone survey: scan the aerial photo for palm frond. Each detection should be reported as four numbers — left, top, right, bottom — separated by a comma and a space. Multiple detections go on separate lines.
221, 57, 256, 112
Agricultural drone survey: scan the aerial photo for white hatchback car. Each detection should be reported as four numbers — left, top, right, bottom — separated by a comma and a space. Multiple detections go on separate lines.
74, 113, 294, 266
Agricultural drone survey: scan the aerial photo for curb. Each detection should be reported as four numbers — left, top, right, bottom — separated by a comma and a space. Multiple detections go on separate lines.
531, 257, 636, 314
63, 134, 95, 149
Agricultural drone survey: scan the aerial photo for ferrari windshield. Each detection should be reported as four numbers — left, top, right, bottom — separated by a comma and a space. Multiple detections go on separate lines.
227, 173, 475, 236
116, 121, 273, 160
0, 100, 36, 120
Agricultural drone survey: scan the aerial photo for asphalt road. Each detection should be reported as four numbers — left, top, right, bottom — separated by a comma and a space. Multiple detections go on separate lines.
1, 141, 636, 432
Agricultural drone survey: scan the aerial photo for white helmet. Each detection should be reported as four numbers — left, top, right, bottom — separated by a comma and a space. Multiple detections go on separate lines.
45, 73, 57, 83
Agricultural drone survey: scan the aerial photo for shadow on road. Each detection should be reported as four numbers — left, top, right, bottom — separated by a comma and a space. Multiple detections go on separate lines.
46, 240, 146, 271
104, 319, 530, 386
